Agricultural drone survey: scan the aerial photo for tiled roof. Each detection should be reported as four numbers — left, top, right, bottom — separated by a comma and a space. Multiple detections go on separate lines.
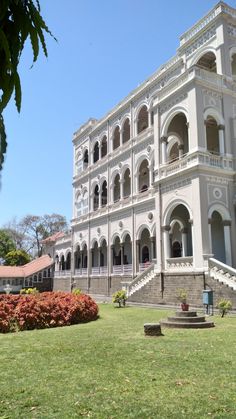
41, 232, 65, 244
0, 255, 53, 279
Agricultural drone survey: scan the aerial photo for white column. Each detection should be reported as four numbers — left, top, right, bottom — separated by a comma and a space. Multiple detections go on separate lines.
120, 180, 124, 200
99, 143, 102, 160
181, 228, 188, 257
163, 226, 171, 260
208, 219, 213, 254
136, 240, 140, 272
161, 136, 167, 164
223, 221, 232, 266
98, 187, 102, 208
148, 162, 153, 187
218, 125, 225, 155
98, 247, 101, 274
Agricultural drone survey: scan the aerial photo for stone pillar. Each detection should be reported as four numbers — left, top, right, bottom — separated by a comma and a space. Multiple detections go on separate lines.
136, 239, 140, 272
161, 136, 167, 164
178, 143, 184, 158
148, 162, 153, 187
120, 243, 124, 272
181, 228, 188, 257
99, 187, 102, 208
218, 124, 225, 155
162, 225, 171, 260
208, 218, 213, 254
150, 236, 155, 261
110, 245, 114, 274
99, 143, 102, 160
120, 180, 124, 200
223, 220, 232, 266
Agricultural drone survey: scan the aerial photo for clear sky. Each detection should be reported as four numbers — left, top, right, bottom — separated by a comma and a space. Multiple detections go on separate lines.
0, 0, 235, 226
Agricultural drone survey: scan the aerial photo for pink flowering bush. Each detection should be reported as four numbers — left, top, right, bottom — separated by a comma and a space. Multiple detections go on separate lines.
0, 292, 99, 333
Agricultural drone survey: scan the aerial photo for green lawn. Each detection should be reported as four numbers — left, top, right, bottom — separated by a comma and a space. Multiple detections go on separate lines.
0, 304, 236, 418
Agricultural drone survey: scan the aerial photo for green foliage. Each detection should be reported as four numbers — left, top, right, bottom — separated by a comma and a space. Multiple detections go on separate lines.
20, 287, 38, 295
0, 229, 16, 260
112, 289, 127, 307
72, 288, 82, 296
0, 0, 56, 170
4, 249, 30, 266
177, 288, 188, 303
217, 298, 232, 317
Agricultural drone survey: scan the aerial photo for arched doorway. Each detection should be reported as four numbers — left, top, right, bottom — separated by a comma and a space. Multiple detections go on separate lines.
211, 211, 226, 263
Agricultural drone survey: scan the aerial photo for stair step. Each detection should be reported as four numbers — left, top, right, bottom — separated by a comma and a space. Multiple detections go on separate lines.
160, 320, 215, 329
167, 316, 206, 323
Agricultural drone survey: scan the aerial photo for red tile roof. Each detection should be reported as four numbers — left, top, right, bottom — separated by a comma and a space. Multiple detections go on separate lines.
41, 232, 65, 244
0, 255, 53, 278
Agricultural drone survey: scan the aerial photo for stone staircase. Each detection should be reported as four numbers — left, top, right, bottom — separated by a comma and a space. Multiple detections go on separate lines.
125, 263, 156, 297
209, 258, 236, 291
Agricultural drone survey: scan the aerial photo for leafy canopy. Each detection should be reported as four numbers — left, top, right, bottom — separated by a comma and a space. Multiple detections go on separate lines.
4, 249, 31, 266
0, 0, 55, 170
0, 228, 16, 260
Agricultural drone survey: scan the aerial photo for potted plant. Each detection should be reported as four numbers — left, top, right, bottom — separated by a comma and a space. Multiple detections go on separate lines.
177, 288, 189, 311
217, 299, 232, 318
112, 289, 127, 308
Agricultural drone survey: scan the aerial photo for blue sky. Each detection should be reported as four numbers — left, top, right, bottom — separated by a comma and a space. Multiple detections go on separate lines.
0, 0, 235, 226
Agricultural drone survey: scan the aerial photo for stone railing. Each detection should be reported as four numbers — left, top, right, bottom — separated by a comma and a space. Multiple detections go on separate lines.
166, 257, 193, 271
208, 258, 236, 291
125, 263, 155, 297
112, 264, 133, 275
54, 270, 71, 277
159, 151, 234, 179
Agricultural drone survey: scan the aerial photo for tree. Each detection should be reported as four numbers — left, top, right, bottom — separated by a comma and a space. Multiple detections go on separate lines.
19, 213, 68, 256
4, 249, 30, 266
0, 229, 16, 261
0, 0, 55, 171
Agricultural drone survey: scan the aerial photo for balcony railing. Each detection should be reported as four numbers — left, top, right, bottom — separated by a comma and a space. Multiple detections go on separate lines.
159, 151, 234, 179
54, 270, 71, 277
112, 264, 132, 275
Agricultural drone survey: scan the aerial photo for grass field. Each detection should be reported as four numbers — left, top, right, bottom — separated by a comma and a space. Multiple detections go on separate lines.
0, 304, 235, 418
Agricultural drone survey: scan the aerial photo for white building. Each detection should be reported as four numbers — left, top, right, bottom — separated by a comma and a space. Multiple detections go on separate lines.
53, 2, 236, 307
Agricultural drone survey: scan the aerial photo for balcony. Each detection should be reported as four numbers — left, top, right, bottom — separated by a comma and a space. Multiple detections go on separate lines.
158, 151, 234, 180
54, 270, 71, 277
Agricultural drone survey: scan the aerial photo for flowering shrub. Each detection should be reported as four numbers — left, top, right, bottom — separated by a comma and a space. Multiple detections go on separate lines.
0, 292, 98, 333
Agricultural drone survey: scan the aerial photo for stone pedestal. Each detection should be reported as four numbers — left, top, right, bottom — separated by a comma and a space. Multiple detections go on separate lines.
144, 323, 163, 336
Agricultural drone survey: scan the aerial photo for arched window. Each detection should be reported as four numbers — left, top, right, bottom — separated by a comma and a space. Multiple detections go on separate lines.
123, 168, 131, 198
38, 272, 42, 282
83, 149, 88, 168
196, 52, 217, 73
138, 159, 149, 192
101, 181, 107, 207
166, 112, 189, 162
113, 126, 120, 150
93, 185, 99, 211
66, 252, 71, 270
205, 116, 219, 153
101, 136, 107, 158
93, 142, 99, 163
113, 174, 120, 202
122, 119, 130, 144
231, 53, 236, 77
137, 105, 148, 134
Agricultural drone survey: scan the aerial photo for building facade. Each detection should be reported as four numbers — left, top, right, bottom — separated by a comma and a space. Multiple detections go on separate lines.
54, 2, 236, 305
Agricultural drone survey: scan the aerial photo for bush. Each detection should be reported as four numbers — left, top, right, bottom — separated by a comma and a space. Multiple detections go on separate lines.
0, 292, 99, 333
112, 290, 127, 307
72, 288, 82, 296
20, 287, 38, 295
217, 299, 232, 318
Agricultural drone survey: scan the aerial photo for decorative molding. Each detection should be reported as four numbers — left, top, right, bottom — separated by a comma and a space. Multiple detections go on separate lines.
185, 25, 216, 58
159, 93, 187, 115
161, 178, 191, 194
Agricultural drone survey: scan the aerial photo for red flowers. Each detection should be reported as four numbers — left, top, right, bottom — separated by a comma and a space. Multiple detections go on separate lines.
0, 292, 98, 333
